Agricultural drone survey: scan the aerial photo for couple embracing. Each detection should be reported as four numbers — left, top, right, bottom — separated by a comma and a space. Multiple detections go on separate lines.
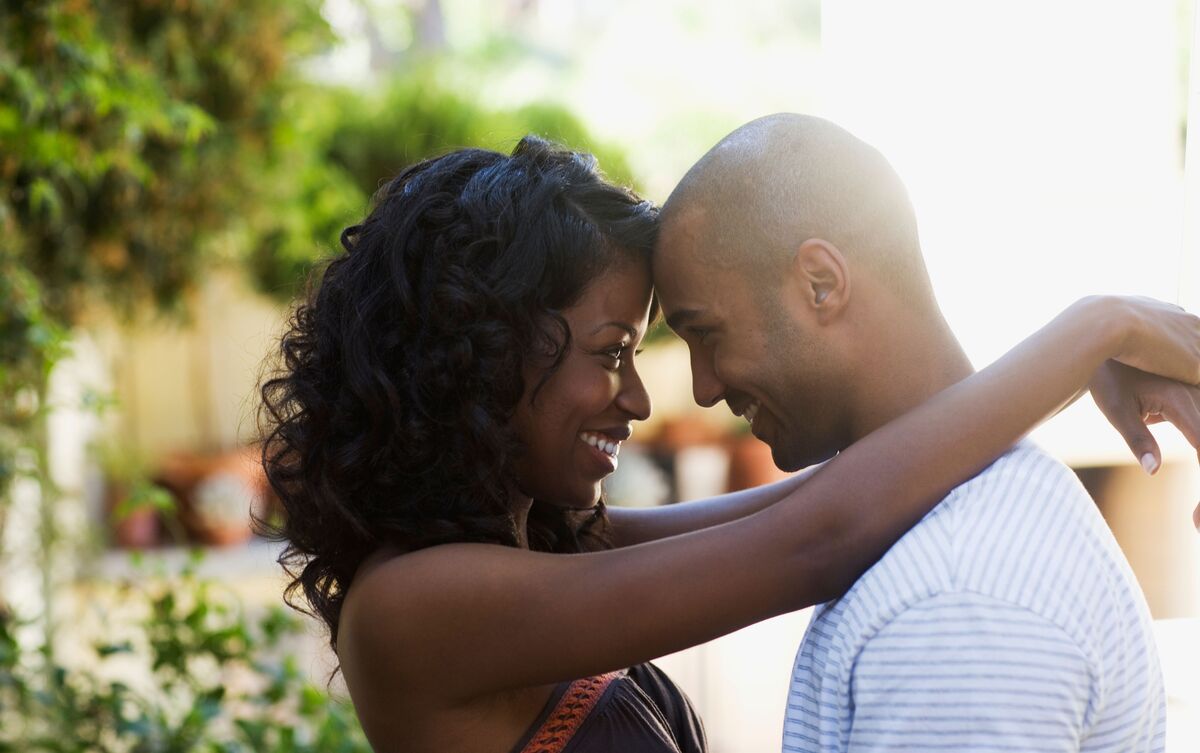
260, 114, 1200, 753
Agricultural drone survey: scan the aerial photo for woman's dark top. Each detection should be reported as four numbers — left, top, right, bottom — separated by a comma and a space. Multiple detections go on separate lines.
508, 663, 707, 753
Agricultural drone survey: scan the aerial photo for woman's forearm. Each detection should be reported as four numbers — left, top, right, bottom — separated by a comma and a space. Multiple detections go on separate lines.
763, 296, 1124, 604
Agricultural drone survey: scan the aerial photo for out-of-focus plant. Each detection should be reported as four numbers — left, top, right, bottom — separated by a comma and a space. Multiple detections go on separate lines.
244, 71, 640, 302
0, 556, 371, 752
0, 246, 67, 507
0, 0, 334, 684
324, 73, 638, 197
0, 0, 331, 324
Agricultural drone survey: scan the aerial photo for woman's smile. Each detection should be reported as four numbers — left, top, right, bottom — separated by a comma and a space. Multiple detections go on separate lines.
578, 429, 626, 473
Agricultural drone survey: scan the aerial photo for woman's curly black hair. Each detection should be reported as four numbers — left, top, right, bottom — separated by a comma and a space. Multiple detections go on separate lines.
258, 136, 660, 651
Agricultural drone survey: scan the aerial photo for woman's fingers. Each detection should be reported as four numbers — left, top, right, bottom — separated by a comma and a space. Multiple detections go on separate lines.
1091, 361, 1160, 473
1114, 400, 1163, 475
1113, 297, 1200, 385
1151, 386, 1200, 451
1090, 363, 1200, 477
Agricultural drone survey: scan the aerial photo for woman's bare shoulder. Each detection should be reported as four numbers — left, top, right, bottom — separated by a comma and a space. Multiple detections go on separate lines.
338, 542, 546, 711
339, 543, 529, 660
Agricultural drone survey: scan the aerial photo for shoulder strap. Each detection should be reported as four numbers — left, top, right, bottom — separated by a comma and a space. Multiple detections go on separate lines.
518, 670, 625, 753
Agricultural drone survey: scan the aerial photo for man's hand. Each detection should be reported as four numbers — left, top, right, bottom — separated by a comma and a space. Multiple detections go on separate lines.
1090, 360, 1200, 527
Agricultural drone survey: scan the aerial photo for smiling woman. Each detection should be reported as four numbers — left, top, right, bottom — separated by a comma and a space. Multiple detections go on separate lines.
257, 136, 1200, 753
510, 260, 653, 513
259, 136, 658, 603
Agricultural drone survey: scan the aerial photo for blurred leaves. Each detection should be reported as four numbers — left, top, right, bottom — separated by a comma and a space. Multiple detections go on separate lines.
0, 560, 371, 752
242, 69, 640, 302
112, 481, 175, 521
0, 0, 334, 324
0, 0, 644, 365
0, 0, 332, 505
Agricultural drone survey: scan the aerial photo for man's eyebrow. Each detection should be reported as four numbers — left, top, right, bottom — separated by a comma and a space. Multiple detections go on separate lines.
664, 308, 702, 332
591, 321, 638, 338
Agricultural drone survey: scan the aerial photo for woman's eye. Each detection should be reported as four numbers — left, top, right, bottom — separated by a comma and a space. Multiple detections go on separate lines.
691, 328, 711, 345
601, 345, 627, 369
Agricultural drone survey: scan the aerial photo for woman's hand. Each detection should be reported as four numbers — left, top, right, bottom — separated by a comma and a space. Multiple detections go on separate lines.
1098, 295, 1200, 385
1089, 360, 1200, 527
1091, 361, 1200, 474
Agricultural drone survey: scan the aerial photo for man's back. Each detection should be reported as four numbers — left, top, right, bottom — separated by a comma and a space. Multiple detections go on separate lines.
783, 441, 1165, 752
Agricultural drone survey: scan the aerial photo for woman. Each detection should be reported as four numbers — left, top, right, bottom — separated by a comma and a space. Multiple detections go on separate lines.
260, 136, 1200, 753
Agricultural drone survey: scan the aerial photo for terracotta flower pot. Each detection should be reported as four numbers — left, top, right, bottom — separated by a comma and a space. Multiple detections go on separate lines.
156, 446, 267, 547
106, 482, 160, 549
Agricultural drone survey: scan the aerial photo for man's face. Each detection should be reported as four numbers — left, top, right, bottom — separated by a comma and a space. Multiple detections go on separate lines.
654, 212, 851, 471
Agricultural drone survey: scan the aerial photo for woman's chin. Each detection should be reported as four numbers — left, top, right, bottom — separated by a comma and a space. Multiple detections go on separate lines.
556, 482, 604, 510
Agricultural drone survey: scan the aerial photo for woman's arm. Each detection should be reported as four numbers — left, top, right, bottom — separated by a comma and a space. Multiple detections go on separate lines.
609, 356, 1200, 549
343, 295, 1200, 707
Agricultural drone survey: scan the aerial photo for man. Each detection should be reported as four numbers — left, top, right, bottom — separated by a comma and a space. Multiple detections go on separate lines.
653, 114, 1166, 751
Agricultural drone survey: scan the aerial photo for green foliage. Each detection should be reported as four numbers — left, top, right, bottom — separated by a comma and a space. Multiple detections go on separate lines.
0, 245, 68, 497
243, 70, 640, 301
0, 0, 332, 323
0, 561, 371, 752
0, 0, 331, 505
324, 72, 637, 197
0, 0, 644, 315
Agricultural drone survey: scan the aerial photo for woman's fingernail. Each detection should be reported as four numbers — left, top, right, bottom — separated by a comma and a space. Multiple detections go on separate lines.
1139, 453, 1159, 475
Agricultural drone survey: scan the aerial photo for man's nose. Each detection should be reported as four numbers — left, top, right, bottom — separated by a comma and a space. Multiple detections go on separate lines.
690, 352, 724, 409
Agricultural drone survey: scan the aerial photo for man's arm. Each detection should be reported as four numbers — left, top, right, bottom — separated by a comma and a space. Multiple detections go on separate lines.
606, 469, 814, 547
847, 592, 1092, 752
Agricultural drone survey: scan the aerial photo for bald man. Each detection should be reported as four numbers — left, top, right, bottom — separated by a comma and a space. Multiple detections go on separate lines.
654, 114, 1166, 752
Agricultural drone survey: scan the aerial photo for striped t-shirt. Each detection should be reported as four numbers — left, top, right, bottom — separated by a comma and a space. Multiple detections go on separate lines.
783, 441, 1165, 752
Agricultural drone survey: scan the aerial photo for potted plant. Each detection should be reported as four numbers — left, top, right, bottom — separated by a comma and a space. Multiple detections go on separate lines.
157, 445, 268, 547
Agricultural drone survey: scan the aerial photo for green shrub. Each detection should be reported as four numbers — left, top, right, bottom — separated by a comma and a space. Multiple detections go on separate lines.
0, 556, 370, 753
244, 71, 640, 302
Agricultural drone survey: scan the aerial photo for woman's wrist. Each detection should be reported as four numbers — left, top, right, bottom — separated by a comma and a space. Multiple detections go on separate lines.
1067, 295, 1129, 370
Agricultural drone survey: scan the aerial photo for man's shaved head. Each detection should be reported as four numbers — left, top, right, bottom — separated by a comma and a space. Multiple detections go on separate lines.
659, 113, 934, 303
653, 114, 968, 471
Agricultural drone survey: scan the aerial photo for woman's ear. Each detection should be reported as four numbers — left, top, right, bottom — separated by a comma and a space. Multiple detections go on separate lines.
794, 238, 850, 322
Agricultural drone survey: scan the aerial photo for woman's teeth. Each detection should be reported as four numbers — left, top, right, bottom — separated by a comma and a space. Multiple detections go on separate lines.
579, 432, 620, 458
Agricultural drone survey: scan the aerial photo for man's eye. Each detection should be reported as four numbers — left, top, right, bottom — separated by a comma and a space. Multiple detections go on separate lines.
690, 328, 711, 344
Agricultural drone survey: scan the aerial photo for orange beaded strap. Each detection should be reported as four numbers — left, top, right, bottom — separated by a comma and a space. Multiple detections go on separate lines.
518, 670, 626, 753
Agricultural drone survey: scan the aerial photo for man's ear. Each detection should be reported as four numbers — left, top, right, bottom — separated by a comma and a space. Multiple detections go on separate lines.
793, 238, 850, 322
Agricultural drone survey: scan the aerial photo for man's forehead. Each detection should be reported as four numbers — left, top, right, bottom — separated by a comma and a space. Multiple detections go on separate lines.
655, 204, 714, 274
653, 253, 741, 325
653, 225, 706, 291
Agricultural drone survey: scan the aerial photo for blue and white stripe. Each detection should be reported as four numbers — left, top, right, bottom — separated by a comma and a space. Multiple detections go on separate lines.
783, 441, 1165, 752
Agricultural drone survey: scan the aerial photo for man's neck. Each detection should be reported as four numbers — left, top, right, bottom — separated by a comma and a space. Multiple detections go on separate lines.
845, 309, 976, 444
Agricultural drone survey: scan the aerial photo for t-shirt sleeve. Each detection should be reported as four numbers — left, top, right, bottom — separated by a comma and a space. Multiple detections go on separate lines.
846, 591, 1092, 752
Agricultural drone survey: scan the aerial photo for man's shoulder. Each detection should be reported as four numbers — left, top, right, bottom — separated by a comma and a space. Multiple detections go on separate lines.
820, 441, 1137, 640
949, 439, 1088, 512
789, 442, 1165, 753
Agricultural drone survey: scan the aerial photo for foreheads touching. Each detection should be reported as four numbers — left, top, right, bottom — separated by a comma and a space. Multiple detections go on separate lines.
653, 113, 935, 324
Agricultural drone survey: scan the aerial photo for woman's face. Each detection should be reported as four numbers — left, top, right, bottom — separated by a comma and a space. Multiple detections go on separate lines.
511, 258, 654, 508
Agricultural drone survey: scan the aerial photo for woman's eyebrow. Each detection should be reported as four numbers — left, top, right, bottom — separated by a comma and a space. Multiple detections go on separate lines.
591, 321, 638, 337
